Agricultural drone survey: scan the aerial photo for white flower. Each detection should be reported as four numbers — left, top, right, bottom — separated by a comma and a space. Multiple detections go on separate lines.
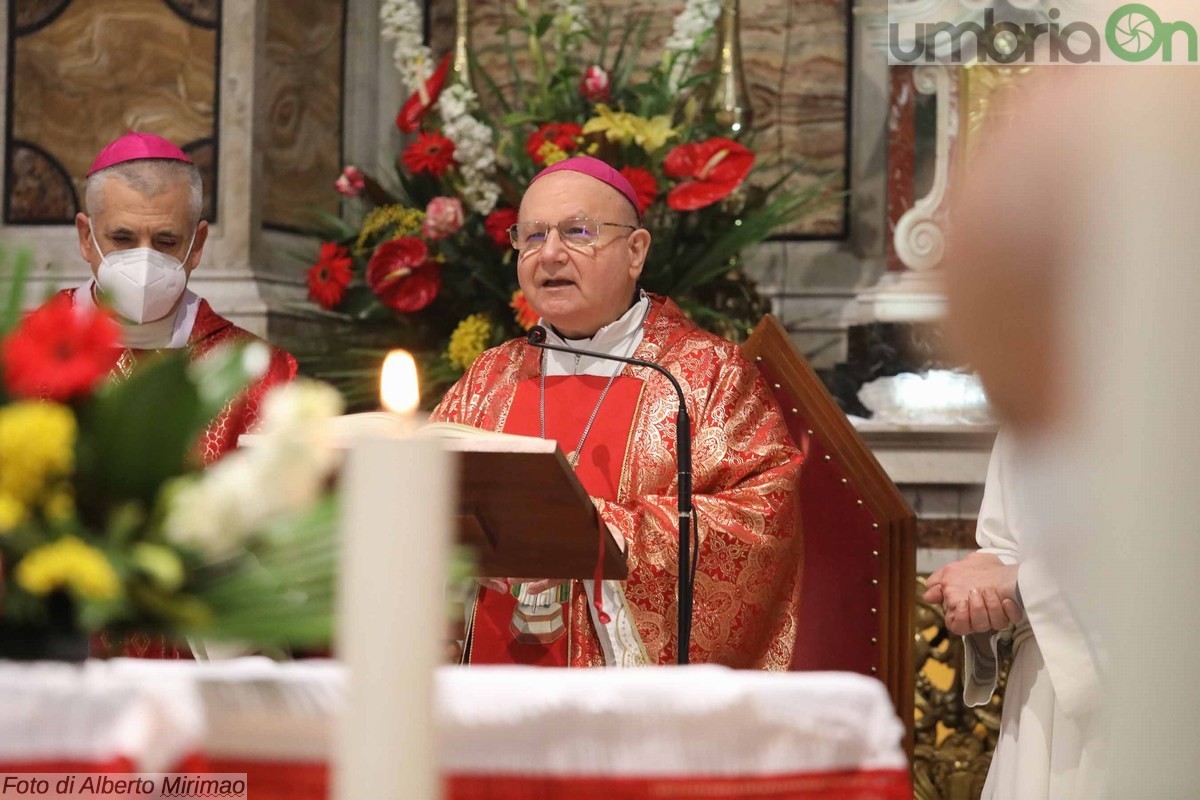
165, 462, 271, 559
437, 85, 501, 215
259, 380, 344, 439
381, 0, 433, 91
164, 380, 343, 559
663, 0, 723, 91
551, 0, 589, 50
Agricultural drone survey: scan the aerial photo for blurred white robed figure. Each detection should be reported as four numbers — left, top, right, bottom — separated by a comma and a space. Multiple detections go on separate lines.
943, 431, 1104, 799
941, 34, 1200, 796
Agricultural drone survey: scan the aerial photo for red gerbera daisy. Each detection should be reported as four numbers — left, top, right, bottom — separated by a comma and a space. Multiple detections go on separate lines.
663, 138, 755, 211
525, 122, 583, 165
510, 290, 539, 331
366, 237, 442, 313
402, 131, 457, 178
2, 294, 121, 401
485, 208, 519, 250
307, 242, 353, 310
619, 166, 659, 215
396, 53, 452, 134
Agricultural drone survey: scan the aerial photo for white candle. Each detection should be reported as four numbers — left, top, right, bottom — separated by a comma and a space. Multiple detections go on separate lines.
335, 434, 451, 800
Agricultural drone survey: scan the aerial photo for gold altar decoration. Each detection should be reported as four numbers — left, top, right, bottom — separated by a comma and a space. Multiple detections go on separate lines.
710, 0, 753, 137
959, 64, 1038, 158
913, 577, 1013, 800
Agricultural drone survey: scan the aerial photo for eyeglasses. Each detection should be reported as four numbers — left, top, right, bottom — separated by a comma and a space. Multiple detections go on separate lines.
508, 216, 637, 252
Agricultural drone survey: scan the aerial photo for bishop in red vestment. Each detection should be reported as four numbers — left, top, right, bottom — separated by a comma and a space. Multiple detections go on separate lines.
64, 131, 297, 464
54, 132, 297, 657
432, 157, 803, 669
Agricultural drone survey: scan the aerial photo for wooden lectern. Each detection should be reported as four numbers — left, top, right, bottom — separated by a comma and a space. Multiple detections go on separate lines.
442, 439, 628, 581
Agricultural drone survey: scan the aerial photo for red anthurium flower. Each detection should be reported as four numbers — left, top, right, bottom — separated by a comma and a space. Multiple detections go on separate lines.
2, 294, 121, 401
396, 53, 452, 134
307, 242, 353, 310
663, 138, 755, 211
402, 131, 457, 178
485, 208, 519, 249
366, 237, 442, 312
510, 290, 539, 331
619, 166, 658, 215
525, 122, 583, 165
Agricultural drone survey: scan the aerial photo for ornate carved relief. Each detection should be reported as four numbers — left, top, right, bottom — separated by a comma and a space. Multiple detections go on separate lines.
893, 65, 955, 273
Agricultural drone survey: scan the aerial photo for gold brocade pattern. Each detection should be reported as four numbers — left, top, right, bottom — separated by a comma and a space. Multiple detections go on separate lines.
433, 295, 804, 668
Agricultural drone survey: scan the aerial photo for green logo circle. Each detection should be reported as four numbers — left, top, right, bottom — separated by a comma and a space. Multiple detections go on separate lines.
1107, 3, 1162, 62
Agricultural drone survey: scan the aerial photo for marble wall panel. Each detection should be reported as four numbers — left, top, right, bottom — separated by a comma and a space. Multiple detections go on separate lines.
261, 0, 346, 232
426, 0, 847, 237
6, 0, 218, 223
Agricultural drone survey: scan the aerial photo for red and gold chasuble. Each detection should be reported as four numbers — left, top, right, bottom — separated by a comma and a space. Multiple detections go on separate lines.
467, 374, 644, 666
435, 294, 804, 670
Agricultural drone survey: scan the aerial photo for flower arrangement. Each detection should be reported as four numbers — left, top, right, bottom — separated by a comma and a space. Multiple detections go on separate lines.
0, 250, 341, 657
305, 0, 822, 406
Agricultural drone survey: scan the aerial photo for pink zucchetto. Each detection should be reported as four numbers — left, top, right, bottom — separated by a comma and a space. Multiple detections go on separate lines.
87, 132, 193, 176
529, 155, 641, 220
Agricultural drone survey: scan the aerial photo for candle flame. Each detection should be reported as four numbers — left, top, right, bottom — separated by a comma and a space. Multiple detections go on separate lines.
380, 350, 420, 415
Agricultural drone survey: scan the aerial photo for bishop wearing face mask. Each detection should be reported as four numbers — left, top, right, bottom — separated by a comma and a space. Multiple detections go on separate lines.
52, 131, 297, 463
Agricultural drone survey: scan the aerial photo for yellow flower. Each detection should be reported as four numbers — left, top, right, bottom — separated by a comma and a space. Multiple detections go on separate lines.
583, 104, 640, 145
537, 141, 568, 166
354, 204, 426, 253
0, 494, 25, 533
630, 114, 678, 152
0, 402, 76, 507
446, 314, 493, 371
15, 536, 122, 601
131, 542, 185, 592
583, 105, 677, 154
42, 489, 75, 524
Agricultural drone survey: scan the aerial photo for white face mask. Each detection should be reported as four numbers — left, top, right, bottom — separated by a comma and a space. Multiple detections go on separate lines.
90, 222, 196, 324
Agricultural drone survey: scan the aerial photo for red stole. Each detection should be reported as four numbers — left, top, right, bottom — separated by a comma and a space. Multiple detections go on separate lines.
466, 374, 644, 666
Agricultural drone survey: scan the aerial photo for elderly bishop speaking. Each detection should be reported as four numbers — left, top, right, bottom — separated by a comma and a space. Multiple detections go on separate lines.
52, 131, 297, 463
432, 156, 803, 668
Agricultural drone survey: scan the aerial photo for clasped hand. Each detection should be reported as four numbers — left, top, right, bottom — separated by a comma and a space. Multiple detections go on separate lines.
923, 552, 1023, 636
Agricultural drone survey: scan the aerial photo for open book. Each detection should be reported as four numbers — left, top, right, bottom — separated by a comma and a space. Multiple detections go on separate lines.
415, 420, 558, 454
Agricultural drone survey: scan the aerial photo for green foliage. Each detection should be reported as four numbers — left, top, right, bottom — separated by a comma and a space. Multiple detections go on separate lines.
0, 248, 32, 336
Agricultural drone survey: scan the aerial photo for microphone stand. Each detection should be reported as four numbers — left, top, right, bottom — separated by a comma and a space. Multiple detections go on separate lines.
527, 326, 694, 665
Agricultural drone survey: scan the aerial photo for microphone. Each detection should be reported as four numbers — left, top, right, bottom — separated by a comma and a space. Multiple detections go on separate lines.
527, 325, 695, 665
